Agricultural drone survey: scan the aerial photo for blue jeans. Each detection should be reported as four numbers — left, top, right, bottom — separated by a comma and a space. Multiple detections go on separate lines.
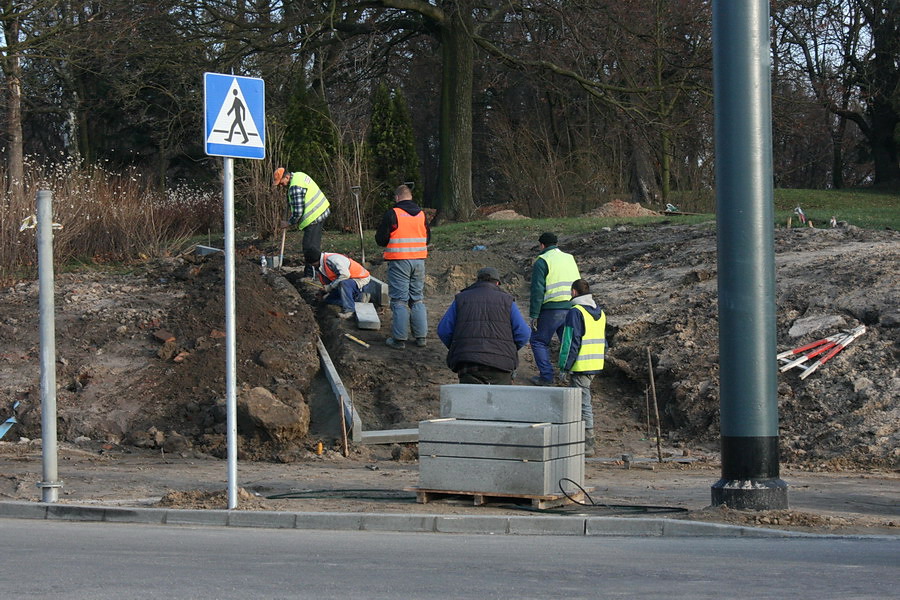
530, 308, 567, 381
387, 259, 427, 341
325, 280, 381, 313
570, 373, 595, 429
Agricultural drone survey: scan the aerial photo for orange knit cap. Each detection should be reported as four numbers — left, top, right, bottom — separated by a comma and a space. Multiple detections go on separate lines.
273, 167, 286, 184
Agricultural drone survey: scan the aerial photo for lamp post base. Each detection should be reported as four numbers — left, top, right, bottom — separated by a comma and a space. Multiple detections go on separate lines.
711, 478, 788, 510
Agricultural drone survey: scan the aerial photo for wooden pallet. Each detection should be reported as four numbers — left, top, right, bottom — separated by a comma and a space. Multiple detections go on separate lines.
406, 486, 594, 510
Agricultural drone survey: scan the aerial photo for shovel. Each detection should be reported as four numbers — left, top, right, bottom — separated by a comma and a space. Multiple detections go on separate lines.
277, 227, 286, 269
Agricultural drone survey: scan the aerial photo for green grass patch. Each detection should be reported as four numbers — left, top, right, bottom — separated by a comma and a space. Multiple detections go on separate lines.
774, 188, 899, 230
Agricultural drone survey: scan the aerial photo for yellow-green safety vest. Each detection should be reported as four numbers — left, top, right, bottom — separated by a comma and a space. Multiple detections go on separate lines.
571, 305, 606, 372
290, 171, 330, 230
539, 248, 580, 305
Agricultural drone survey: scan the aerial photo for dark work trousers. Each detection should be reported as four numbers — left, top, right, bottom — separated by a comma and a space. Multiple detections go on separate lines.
301, 219, 325, 278
458, 366, 513, 385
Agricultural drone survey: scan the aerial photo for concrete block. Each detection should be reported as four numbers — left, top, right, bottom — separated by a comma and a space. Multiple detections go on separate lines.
435, 515, 510, 534
419, 455, 584, 496
360, 513, 436, 532
354, 302, 380, 330
369, 277, 390, 307
0, 501, 48, 519
228, 511, 297, 529
508, 516, 586, 536
419, 419, 582, 460
294, 512, 362, 531
440, 384, 580, 423
359, 428, 419, 444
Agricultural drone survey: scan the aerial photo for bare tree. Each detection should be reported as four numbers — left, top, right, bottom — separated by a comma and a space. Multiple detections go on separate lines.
773, 0, 900, 187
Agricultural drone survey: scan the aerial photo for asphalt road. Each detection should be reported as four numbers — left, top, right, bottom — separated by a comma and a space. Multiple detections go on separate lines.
1, 519, 897, 599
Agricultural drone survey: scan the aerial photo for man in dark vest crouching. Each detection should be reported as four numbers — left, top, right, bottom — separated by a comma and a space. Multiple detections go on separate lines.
437, 267, 531, 384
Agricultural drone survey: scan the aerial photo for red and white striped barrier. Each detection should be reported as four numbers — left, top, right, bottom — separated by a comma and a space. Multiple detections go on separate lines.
778, 325, 866, 380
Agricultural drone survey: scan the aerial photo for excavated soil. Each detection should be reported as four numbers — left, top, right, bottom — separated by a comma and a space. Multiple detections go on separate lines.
1, 203, 898, 533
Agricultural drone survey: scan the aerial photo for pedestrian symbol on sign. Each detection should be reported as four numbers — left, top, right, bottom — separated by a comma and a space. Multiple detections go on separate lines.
225, 90, 249, 144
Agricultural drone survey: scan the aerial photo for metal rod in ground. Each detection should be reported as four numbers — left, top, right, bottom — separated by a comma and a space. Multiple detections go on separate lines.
37, 190, 61, 503
647, 347, 663, 463
351, 187, 365, 264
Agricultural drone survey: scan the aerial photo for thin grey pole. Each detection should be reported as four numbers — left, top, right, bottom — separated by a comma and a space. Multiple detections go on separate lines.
711, 0, 787, 509
36, 190, 62, 502
223, 157, 238, 509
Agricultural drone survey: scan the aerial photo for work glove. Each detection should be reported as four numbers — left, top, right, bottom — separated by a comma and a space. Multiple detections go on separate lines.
530, 318, 538, 330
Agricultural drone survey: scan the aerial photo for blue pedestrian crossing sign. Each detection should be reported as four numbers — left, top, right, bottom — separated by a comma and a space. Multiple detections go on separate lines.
204, 73, 265, 159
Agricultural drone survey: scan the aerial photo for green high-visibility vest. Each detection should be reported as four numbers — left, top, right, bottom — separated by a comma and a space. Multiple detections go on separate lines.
571, 305, 606, 372
539, 248, 580, 305
290, 172, 330, 230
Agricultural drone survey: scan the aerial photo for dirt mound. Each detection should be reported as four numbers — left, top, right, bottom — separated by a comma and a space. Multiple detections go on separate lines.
583, 200, 660, 218
157, 487, 268, 510
1, 249, 320, 459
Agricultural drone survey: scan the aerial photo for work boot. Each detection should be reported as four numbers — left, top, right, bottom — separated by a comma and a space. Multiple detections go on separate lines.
584, 430, 596, 457
415, 337, 427, 348
385, 337, 406, 350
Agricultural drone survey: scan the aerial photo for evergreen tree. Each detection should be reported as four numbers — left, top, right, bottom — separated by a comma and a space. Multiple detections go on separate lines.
283, 72, 338, 184
368, 81, 421, 215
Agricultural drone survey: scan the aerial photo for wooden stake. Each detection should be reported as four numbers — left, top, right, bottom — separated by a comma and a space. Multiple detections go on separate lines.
339, 391, 349, 457
644, 385, 651, 441
278, 228, 286, 268
647, 347, 663, 463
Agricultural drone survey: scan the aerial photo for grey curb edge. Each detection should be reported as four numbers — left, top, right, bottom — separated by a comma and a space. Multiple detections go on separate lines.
0, 501, 893, 539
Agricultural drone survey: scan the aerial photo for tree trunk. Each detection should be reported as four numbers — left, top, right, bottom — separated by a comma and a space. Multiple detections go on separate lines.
2, 11, 24, 206
436, 7, 474, 221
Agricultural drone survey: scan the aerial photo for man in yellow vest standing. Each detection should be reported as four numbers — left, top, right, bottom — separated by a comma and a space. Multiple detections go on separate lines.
528, 232, 581, 385
274, 167, 331, 275
375, 184, 430, 349
558, 279, 606, 457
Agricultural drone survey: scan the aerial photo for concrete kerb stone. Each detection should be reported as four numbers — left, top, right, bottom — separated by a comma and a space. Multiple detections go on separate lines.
0, 500, 49, 520
585, 517, 666, 536
360, 513, 436, 533
46, 503, 107, 522
101, 506, 168, 525
164, 508, 231, 527
0, 501, 863, 538
294, 512, 363, 531
507, 515, 586, 536
436, 515, 510, 534
228, 510, 297, 529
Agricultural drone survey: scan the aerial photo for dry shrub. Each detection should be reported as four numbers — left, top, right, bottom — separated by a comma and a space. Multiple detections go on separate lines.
0, 157, 221, 283
490, 115, 616, 218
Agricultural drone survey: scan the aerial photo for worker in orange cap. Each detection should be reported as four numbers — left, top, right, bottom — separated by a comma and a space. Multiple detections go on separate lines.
274, 167, 331, 276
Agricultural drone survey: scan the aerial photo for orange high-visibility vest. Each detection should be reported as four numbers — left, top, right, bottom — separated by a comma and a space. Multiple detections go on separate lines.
383, 208, 428, 260
318, 253, 370, 286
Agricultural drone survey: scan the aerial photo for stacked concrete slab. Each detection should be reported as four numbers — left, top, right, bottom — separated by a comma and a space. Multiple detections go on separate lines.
418, 384, 584, 497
